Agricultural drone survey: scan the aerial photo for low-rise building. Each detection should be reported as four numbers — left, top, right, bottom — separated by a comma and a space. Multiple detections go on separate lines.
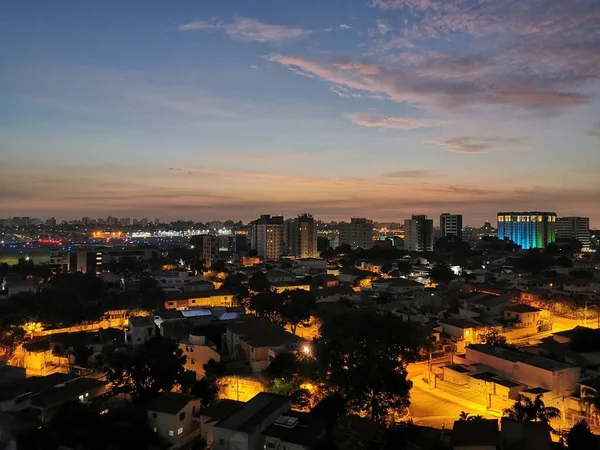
451, 419, 499, 450
371, 278, 424, 295
125, 316, 156, 346
147, 392, 201, 446
212, 393, 291, 450
164, 289, 235, 310
438, 319, 488, 344
178, 335, 221, 380
312, 285, 359, 303
263, 410, 327, 450
504, 304, 543, 329
270, 281, 311, 294
199, 399, 244, 447
465, 344, 580, 397
264, 270, 295, 284
225, 318, 303, 373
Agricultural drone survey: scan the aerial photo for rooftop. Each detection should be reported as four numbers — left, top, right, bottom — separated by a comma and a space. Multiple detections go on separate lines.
439, 318, 483, 330
165, 289, 233, 301
199, 399, 244, 423
23, 328, 124, 352
0, 373, 74, 401
147, 392, 197, 415
31, 377, 106, 409
451, 419, 499, 447
263, 410, 326, 446
129, 316, 155, 327
226, 318, 301, 348
467, 344, 575, 372
505, 304, 542, 314
215, 392, 291, 433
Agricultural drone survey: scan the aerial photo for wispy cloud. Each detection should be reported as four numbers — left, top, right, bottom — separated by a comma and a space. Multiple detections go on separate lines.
345, 113, 440, 130
429, 136, 523, 154
179, 17, 311, 43
340, 24, 352, 29
382, 170, 432, 178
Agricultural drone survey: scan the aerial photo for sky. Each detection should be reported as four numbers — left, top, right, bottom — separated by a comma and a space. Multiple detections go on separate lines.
1, 0, 599, 226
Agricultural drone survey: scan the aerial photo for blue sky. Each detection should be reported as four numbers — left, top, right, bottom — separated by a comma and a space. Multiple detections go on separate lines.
1, 0, 599, 225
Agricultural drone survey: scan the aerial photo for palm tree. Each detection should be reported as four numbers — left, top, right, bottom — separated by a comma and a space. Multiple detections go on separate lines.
458, 411, 485, 421
503, 394, 561, 427
581, 388, 600, 426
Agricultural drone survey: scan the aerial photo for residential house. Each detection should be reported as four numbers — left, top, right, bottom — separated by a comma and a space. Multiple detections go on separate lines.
469, 294, 511, 316
500, 418, 553, 450
212, 393, 291, 450
371, 278, 425, 295
337, 267, 376, 284
438, 318, 487, 345
262, 410, 327, 450
464, 344, 580, 398
270, 281, 311, 294
264, 270, 295, 284
312, 285, 359, 304
125, 316, 156, 346
450, 419, 499, 450
225, 318, 303, 373
178, 334, 221, 380
504, 304, 543, 329
164, 289, 235, 310
199, 400, 244, 447
313, 274, 339, 288
147, 392, 201, 447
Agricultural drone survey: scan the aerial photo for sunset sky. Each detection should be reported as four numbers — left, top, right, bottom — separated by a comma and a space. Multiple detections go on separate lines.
1, 0, 599, 226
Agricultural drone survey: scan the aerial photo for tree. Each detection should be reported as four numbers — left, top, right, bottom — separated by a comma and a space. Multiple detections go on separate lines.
458, 411, 484, 421
248, 271, 271, 292
72, 344, 93, 367
566, 420, 599, 450
265, 352, 298, 379
428, 264, 456, 284
280, 290, 316, 335
191, 376, 219, 407
478, 328, 507, 347
105, 336, 186, 400
381, 263, 393, 275
397, 260, 412, 276
210, 260, 228, 273
312, 393, 347, 429
314, 309, 427, 424
556, 255, 574, 268
503, 394, 560, 426
249, 291, 283, 323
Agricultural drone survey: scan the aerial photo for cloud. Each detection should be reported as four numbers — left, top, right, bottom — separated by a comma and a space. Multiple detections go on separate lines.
382, 170, 432, 178
340, 24, 352, 29
376, 20, 391, 35
345, 113, 440, 130
267, 54, 587, 112
430, 136, 523, 154
179, 17, 311, 43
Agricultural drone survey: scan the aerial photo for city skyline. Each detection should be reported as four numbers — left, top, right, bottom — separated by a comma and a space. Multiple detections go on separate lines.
1, 0, 599, 225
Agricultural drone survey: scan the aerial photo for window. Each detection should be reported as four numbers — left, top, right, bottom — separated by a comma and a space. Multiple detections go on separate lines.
189, 347, 194, 352
169, 430, 174, 437
153, 427, 157, 432
152, 413, 158, 418
179, 411, 186, 421
178, 427, 184, 435
191, 359, 195, 364
147, 327, 154, 336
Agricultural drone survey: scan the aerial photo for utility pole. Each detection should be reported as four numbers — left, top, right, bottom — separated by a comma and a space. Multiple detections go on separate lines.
428, 351, 432, 391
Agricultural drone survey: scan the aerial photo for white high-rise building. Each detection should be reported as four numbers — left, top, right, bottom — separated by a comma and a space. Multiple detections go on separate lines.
339, 218, 374, 250
249, 215, 284, 259
556, 217, 590, 249
404, 215, 434, 252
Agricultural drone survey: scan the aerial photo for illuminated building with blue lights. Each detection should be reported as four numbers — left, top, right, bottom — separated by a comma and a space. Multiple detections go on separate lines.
497, 212, 557, 249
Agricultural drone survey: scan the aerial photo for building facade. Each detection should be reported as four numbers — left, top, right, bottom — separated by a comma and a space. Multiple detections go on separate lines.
497, 212, 557, 249
249, 215, 284, 259
555, 217, 590, 249
440, 213, 463, 239
190, 234, 220, 262
338, 218, 374, 250
283, 215, 318, 258
404, 215, 434, 252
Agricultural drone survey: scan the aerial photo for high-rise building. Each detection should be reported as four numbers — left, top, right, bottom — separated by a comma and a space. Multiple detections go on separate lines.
119, 218, 131, 226
140, 217, 149, 226
45, 217, 57, 227
556, 217, 590, 249
283, 215, 318, 258
339, 218, 374, 249
81, 217, 94, 226
404, 215, 434, 252
497, 212, 557, 249
190, 234, 220, 262
440, 214, 463, 239
249, 215, 284, 259
106, 216, 118, 226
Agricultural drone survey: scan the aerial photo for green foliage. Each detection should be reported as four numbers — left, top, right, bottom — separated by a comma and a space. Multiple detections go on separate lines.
105, 336, 186, 400
478, 328, 507, 347
502, 394, 561, 426
280, 290, 316, 334
314, 309, 427, 424
312, 393, 347, 428
191, 376, 219, 407
265, 352, 298, 379
248, 271, 271, 292
250, 291, 284, 323
72, 344, 93, 367
428, 264, 456, 284
567, 420, 599, 450
570, 327, 600, 353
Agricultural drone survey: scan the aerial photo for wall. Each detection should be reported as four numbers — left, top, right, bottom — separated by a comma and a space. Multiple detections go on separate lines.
179, 342, 221, 380
147, 399, 200, 445
218, 376, 266, 402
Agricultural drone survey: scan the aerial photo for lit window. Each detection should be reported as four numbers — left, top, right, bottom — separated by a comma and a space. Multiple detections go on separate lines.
153, 427, 157, 432
178, 427, 184, 435
78, 395, 84, 402
169, 430, 174, 437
